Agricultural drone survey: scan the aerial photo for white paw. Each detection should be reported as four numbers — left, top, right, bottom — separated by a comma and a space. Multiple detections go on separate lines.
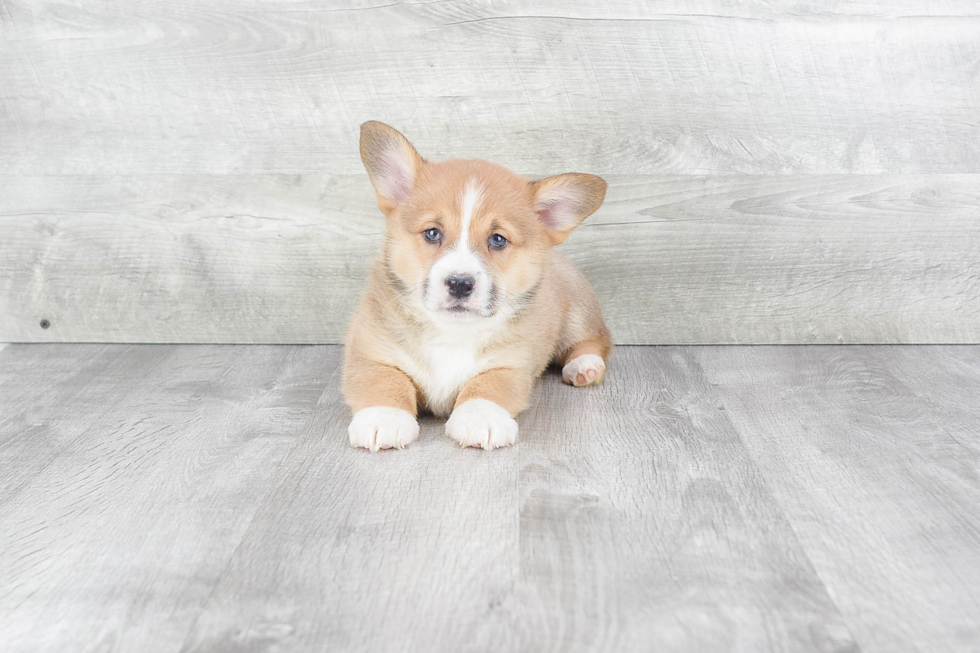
348, 407, 419, 452
562, 354, 606, 387
445, 399, 518, 450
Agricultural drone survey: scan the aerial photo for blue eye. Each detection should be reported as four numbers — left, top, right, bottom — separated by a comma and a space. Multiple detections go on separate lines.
489, 233, 508, 249
422, 228, 441, 243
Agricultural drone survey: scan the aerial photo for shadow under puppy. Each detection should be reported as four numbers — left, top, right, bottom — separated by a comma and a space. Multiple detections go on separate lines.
343, 121, 612, 451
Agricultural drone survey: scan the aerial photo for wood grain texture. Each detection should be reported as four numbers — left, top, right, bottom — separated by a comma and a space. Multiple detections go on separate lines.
3, 1, 979, 344
698, 346, 980, 652
0, 344, 336, 653
0, 344, 171, 503
2, 1, 979, 175
2, 174, 978, 344
516, 347, 858, 652
3, 343, 980, 651
858, 346, 980, 458
181, 371, 521, 653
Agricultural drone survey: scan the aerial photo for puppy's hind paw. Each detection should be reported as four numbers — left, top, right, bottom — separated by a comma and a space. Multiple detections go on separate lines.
562, 354, 606, 387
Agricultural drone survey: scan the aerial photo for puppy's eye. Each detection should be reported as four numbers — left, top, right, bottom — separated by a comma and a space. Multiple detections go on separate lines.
422, 228, 442, 243
489, 233, 508, 250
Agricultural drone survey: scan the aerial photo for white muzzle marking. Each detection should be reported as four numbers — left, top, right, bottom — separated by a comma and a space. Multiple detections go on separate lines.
424, 182, 493, 317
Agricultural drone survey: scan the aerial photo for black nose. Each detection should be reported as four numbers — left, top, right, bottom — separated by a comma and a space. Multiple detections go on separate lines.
446, 275, 475, 299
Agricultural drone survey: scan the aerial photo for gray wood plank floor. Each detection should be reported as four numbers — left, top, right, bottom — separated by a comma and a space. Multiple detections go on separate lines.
1, 344, 978, 652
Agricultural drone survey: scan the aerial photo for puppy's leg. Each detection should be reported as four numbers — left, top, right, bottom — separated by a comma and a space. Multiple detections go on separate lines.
446, 368, 533, 449
343, 355, 419, 452
558, 298, 613, 386
552, 259, 613, 388
559, 302, 612, 387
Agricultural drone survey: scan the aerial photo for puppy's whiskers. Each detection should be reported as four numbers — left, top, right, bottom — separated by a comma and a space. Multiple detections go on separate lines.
378, 275, 424, 317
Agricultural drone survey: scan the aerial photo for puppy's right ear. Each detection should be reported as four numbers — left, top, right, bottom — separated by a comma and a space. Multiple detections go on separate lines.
360, 121, 424, 216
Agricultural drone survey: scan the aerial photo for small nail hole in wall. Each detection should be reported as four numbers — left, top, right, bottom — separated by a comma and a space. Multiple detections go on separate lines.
40, 319, 51, 329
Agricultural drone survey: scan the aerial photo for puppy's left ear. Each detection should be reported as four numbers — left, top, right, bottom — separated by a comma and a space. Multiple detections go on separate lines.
360, 121, 425, 216
530, 173, 607, 245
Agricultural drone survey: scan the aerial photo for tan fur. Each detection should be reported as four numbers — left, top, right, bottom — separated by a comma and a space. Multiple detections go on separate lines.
453, 367, 534, 416
342, 350, 418, 415
343, 122, 612, 439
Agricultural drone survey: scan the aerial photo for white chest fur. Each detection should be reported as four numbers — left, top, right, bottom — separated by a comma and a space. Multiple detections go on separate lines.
415, 341, 484, 415
393, 319, 502, 416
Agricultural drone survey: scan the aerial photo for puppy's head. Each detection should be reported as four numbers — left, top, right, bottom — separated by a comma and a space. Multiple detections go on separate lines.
360, 121, 605, 321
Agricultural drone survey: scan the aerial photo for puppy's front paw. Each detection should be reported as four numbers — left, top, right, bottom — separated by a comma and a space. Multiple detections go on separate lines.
562, 354, 606, 387
348, 406, 419, 452
445, 399, 518, 450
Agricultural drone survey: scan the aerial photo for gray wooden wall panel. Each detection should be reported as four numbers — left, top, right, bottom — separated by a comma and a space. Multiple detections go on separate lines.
3, 0, 979, 175
2, 1, 979, 343
2, 174, 978, 344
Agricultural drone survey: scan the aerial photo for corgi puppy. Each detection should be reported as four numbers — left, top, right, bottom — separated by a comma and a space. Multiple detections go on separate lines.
343, 121, 611, 451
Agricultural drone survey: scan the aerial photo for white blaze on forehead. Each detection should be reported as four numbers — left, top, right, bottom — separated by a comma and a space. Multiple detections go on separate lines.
456, 181, 481, 249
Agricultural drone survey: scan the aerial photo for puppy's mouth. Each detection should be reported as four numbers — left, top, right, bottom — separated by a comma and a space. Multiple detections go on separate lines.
441, 303, 492, 318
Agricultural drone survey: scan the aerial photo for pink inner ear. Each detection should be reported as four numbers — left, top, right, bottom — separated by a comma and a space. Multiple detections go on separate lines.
536, 194, 581, 232
377, 143, 415, 203
383, 162, 411, 203
536, 199, 564, 231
